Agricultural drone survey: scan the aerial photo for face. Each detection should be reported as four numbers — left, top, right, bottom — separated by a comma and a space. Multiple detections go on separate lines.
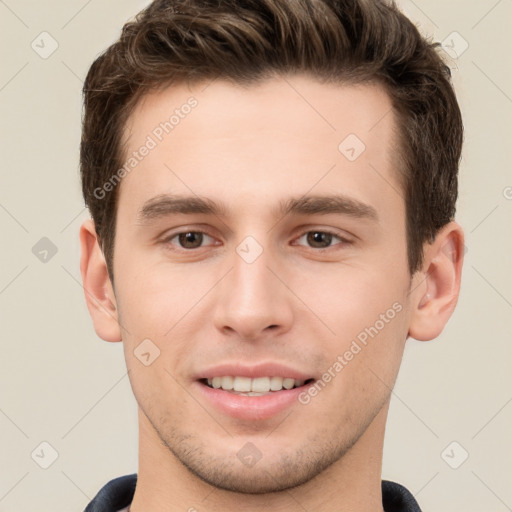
112, 75, 414, 493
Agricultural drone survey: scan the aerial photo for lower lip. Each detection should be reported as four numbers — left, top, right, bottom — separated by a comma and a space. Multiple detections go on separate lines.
195, 381, 308, 421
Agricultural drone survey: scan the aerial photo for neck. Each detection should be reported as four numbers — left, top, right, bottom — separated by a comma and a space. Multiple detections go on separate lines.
129, 403, 388, 512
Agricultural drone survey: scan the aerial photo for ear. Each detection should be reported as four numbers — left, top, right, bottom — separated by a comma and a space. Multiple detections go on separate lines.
408, 221, 465, 341
79, 218, 122, 342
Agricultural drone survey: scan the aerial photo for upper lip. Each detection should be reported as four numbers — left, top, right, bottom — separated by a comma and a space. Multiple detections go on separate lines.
195, 362, 314, 381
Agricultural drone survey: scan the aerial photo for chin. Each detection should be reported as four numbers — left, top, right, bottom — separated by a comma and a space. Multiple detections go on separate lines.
182, 456, 326, 494
159, 429, 351, 495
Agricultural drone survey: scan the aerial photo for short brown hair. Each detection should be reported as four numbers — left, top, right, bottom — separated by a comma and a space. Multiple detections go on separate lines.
81, 0, 463, 282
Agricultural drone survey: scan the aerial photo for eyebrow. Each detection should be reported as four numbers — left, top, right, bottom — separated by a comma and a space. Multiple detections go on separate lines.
137, 193, 378, 224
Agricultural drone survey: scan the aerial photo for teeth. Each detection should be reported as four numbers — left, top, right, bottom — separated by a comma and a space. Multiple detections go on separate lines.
282, 378, 295, 390
270, 376, 284, 391
221, 376, 234, 390
251, 377, 270, 393
233, 376, 252, 392
205, 376, 307, 393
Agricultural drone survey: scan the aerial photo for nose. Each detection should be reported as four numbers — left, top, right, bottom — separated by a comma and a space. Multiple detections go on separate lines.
212, 244, 294, 341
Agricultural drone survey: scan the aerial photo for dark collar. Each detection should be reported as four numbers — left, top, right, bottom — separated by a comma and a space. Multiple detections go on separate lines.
84, 474, 422, 512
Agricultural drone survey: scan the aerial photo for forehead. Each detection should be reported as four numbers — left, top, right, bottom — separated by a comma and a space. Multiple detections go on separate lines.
123, 75, 397, 150
118, 75, 402, 223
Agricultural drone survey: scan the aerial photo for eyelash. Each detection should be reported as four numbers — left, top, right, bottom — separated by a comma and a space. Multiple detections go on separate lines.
162, 229, 352, 252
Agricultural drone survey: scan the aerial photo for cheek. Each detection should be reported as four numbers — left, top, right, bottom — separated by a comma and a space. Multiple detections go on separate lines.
299, 265, 410, 390
114, 255, 209, 337
296, 262, 408, 335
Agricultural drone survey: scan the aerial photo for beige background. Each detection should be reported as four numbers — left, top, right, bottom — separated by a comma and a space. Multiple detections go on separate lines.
0, 0, 511, 510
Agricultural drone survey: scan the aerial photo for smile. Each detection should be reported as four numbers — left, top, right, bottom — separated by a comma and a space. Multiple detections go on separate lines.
204, 376, 314, 395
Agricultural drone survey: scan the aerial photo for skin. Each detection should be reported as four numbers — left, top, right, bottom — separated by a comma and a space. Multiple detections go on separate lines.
80, 75, 464, 512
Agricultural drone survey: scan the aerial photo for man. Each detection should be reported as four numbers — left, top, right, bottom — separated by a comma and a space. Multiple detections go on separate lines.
79, 0, 464, 510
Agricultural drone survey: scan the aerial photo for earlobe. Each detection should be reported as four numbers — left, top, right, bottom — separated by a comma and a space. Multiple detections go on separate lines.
79, 219, 122, 342
408, 222, 465, 341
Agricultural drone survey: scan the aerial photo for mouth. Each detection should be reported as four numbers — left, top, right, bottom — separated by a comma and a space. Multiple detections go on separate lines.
195, 366, 317, 420
201, 376, 315, 396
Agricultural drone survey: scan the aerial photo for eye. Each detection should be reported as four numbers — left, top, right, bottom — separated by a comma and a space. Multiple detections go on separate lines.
162, 229, 350, 252
294, 230, 350, 249
165, 231, 216, 250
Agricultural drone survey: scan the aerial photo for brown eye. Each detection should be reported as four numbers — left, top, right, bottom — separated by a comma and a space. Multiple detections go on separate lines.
163, 229, 219, 253
306, 231, 334, 248
295, 230, 346, 249
177, 232, 204, 249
